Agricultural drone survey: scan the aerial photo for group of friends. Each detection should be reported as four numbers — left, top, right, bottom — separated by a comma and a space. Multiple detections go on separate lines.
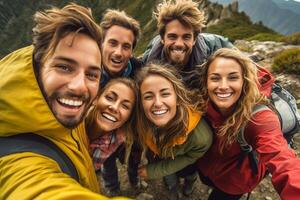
0, 0, 300, 200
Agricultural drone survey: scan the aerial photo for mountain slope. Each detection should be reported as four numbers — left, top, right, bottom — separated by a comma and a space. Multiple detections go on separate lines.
0, 0, 278, 58
211, 0, 300, 35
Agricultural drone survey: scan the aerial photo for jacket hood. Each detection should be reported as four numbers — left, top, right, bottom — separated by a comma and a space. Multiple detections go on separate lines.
145, 108, 202, 155
0, 46, 100, 192
0, 46, 68, 137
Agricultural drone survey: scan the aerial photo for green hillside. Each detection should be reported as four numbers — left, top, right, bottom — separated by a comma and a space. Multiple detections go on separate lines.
0, 0, 287, 58
204, 11, 282, 42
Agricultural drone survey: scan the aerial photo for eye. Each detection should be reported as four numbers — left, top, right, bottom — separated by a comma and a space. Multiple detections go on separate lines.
161, 92, 171, 97
143, 95, 153, 100
86, 71, 100, 81
228, 75, 240, 81
122, 103, 131, 110
167, 34, 177, 40
109, 40, 118, 47
123, 44, 132, 50
105, 94, 114, 101
183, 34, 192, 41
210, 76, 220, 81
56, 64, 72, 72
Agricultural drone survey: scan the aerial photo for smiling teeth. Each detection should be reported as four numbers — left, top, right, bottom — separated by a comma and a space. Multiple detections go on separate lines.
58, 98, 83, 106
111, 58, 122, 64
172, 49, 184, 53
217, 93, 232, 98
153, 110, 167, 115
102, 113, 117, 122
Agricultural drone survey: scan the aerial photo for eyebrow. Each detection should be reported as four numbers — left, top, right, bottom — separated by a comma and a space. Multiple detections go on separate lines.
160, 88, 170, 92
142, 88, 170, 96
53, 56, 101, 71
209, 71, 240, 75
109, 91, 133, 104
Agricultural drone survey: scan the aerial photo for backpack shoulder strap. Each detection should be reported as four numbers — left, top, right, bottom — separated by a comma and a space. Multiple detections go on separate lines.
0, 133, 79, 181
237, 104, 270, 174
237, 104, 270, 150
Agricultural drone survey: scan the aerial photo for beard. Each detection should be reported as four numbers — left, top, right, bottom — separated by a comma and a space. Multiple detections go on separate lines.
163, 45, 192, 68
46, 90, 92, 129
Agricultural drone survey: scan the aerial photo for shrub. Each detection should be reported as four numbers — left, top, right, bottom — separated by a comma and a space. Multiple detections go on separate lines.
246, 33, 283, 42
272, 48, 300, 74
281, 32, 300, 45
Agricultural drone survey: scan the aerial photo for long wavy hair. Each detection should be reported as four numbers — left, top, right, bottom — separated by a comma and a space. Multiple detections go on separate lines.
195, 48, 268, 153
135, 63, 198, 157
86, 77, 138, 160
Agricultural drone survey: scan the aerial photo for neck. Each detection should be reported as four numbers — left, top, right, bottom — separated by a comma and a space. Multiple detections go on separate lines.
87, 121, 108, 140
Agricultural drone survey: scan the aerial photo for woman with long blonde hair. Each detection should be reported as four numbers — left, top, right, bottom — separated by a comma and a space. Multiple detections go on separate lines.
196, 48, 300, 200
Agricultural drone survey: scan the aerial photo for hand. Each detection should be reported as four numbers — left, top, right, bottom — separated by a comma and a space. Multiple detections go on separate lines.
138, 165, 148, 179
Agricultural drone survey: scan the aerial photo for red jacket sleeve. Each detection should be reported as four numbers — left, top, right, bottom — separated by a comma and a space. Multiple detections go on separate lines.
246, 110, 300, 200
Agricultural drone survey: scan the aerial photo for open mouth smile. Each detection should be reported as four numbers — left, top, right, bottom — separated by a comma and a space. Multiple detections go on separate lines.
152, 109, 168, 115
102, 112, 117, 122
216, 92, 233, 98
57, 98, 83, 108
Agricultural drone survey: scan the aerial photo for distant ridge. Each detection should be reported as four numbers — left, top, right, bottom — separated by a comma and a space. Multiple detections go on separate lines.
211, 0, 300, 35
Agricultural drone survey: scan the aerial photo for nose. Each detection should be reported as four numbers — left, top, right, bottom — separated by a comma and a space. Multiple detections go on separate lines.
174, 37, 184, 47
109, 102, 119, 113
114, 45, 122, 56
154, 96, 163, 107
67, 71, 88, 95
219, 78, 229, 89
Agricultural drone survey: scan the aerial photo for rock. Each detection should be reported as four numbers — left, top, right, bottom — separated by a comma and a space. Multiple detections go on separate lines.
136, 193, 154, 200
140, 180, 148, 189
265, 196, 272, 200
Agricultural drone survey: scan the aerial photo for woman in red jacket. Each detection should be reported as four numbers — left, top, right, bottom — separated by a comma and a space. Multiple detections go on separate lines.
195, 48, 300, 200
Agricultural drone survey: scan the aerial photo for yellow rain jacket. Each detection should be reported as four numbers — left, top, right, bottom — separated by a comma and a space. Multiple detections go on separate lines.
0, 46, 128, 200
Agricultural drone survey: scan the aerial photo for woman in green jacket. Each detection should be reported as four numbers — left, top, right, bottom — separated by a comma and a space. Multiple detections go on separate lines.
135, 63, 213, 199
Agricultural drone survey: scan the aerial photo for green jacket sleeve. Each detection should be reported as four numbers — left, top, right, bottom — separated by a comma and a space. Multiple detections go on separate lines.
146, 118, 213, 179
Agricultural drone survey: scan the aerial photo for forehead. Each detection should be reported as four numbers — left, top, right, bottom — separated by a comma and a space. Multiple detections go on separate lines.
49, 33, 102, 67
141, 74, 174, 91
208, 57, 242, 74
104, 25, 134, 44
104, 82, 135, 100
164, 19, 193, 35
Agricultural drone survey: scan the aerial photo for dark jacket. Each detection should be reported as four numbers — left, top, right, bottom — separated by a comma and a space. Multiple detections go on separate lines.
101, 57, 142, 87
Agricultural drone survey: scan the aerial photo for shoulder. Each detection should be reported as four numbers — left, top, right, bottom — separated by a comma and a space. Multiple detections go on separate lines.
245, 108, 281, 143
188, 118, 213, 148
200, 33, 233, 50
250, 108, 280, 129
142, 35, 163, 64
130, 57, 143, 69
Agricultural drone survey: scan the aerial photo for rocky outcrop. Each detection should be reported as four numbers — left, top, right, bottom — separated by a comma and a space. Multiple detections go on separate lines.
199, 0, 239, 26
234, 40, 300, 105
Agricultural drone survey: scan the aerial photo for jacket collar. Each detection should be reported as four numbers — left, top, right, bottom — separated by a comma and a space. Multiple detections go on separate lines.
100, 59, 133, 87
145, 108, 202, 155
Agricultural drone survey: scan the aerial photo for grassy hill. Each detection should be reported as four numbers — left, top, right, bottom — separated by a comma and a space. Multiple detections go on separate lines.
0, 0, 292, 58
